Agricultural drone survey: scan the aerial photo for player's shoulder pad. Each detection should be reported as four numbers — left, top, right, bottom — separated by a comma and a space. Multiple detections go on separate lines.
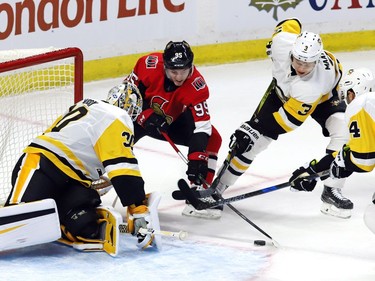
273, 18, 302, 37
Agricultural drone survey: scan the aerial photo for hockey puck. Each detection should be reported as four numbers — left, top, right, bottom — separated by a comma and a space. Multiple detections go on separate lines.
254, 240, 266, 246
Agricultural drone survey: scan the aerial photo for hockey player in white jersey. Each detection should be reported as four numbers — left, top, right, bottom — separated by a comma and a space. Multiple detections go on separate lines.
290, 67, 375, 219
330, 67, 375, 177
3, 81, 160, 254
213, 18, 352, 218
333, 67, 375, 232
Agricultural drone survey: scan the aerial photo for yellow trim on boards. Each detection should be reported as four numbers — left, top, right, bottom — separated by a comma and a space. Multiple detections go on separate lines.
79, 30, 375, 82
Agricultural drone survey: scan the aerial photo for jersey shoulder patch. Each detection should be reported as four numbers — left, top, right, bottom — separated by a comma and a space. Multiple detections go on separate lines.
191, 77, 206, 91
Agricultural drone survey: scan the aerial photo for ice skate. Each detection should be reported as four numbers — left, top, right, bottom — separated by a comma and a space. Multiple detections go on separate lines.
320, 186, 353, 219
182, 185, 222, 219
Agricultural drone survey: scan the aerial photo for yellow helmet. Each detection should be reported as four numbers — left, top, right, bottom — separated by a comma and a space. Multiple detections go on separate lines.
107, 81, 143, 121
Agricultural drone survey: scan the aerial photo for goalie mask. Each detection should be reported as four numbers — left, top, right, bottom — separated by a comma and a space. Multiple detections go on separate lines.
163, 40, 194, 69
338, 67, 374, 103
107, 82, 143, 121
291, 31, 323, 63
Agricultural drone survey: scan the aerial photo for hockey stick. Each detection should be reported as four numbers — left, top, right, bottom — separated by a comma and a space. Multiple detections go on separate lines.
172, 147, 236, 200
118, 223, 188, 240
160, 131, 279, 244
178, 171, 329, 210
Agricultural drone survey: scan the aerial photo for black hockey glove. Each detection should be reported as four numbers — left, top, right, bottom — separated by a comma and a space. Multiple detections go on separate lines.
330, 146, 353, 179
229, 122, 260, 155
186, 152, 208, 185
289, 159, 319, 192
137, 108, 168, 135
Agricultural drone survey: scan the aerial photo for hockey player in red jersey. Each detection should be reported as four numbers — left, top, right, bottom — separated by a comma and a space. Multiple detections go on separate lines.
124, 41, 222, 219
213, 18, 353, 218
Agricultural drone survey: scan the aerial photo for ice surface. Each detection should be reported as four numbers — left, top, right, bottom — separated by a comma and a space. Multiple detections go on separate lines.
1, 51, 375, 281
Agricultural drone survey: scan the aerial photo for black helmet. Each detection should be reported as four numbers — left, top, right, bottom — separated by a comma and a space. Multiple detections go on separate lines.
163, 41, 194, 69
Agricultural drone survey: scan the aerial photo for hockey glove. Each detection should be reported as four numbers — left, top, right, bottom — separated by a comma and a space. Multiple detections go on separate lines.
229, 122, 260, 155
137, 108, 168, 135
127, 204, 153, 249
187, 152, 209, 185
330, 146, 353, 179
289, 159, 319, 192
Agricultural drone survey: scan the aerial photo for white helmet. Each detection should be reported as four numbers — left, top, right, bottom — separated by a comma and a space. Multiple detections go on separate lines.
107, 81, 143, 121
338, 67, 374, 102
291, 31, 323, 62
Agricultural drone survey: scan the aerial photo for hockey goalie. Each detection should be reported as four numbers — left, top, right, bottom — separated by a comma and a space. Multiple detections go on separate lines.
0, 82, 162, 256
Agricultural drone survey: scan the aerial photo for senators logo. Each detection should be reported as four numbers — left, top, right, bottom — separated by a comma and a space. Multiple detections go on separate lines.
150, 96, 173, 124
192, 77, 206, 91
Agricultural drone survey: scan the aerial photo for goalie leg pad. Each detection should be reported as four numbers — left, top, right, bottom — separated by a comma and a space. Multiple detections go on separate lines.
96, 206, 123, 256
58, 206, 122, 257
0, 199, 61, 252
147, 192, 162, 250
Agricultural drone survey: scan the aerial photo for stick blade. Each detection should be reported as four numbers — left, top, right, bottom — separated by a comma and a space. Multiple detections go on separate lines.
172, 185, 215, 200
177, 179, 207, 210
171, 189, 187, 200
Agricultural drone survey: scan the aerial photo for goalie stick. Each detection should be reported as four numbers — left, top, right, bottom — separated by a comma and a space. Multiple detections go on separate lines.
118, 224, 188, 241
59, 226, 188, 255
177, 171, 329, 210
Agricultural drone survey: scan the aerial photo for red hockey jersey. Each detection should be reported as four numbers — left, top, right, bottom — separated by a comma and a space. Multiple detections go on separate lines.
127, 53, 212, 136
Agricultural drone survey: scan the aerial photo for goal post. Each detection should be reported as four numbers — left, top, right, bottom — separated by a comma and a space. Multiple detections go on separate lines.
0, 47, 84, 206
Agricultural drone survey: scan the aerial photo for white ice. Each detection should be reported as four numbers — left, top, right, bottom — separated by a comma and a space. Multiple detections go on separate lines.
1, 51, 375, 281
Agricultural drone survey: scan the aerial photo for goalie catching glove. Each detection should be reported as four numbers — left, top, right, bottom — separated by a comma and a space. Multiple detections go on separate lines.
229, 122, 261, 155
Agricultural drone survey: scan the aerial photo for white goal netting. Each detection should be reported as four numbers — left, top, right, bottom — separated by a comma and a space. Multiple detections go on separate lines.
0, 47, 83, 206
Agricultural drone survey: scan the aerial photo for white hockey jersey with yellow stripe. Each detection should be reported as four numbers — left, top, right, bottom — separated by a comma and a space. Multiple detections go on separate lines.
345, 92, 375, 172
270, 19, 342, 132
24, 99, 141, 185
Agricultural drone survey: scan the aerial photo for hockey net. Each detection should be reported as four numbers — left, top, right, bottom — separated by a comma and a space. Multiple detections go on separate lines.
0, 47, 83, 206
